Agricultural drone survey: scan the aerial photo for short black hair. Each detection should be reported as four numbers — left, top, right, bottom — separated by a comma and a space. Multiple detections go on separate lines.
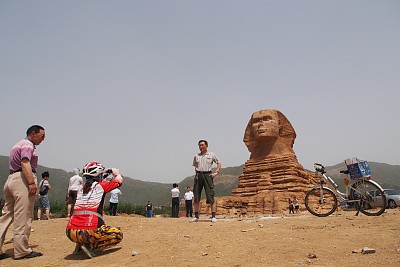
198, 139, 208, 146
42, 171, 49, 178
173, 183, 178, 188
27, 125, 44, 135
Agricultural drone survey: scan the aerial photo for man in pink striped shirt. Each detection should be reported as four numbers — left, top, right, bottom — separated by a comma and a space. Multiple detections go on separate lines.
0, 125, 45, 260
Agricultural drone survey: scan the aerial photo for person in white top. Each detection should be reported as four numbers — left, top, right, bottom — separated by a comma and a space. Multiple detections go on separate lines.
171, 183, 180, 218
37, 171, 51, 220
67, 168, 83, 218
184, 186, 194, 217
109, 188, 122, 216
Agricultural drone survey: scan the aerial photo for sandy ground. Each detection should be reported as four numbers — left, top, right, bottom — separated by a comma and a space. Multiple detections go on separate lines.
0, 209, 399, 267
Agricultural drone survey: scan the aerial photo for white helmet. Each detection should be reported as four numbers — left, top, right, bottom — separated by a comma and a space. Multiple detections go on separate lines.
82, 162, 105, 177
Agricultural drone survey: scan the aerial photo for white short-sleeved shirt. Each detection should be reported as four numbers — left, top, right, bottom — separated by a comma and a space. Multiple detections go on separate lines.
171, 188, 180, 198
184, 191, 194, 201
38, 179, 50, 196
192, 151, 219, 172
69, 175, 83, 191
110, 188, 122, 203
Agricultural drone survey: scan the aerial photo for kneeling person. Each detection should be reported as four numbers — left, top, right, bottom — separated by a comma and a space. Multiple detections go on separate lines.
66, 162, 123, 258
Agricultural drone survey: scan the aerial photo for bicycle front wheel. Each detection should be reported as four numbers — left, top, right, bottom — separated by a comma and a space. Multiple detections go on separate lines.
350, 179, 386, 216
305, 187, 338, 217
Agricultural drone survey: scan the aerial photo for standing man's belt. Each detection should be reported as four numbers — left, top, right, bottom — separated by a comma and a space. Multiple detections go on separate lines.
196, 171, 211, 174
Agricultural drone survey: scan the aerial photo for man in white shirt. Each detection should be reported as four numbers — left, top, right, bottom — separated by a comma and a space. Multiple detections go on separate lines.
184, 186, 194, 217
67, 168, 83, 218
109, 188, 122, 216
171, 183, 180, 218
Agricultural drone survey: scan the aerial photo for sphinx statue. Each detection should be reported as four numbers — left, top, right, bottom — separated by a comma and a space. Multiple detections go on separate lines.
214, 109, 317, 216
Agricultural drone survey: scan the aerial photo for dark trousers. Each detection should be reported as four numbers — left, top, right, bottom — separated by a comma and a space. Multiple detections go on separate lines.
185, 200, 193, 217
289, 205, 294, 214
109, 202, 118, 216
193, 172, 215, 204
171, 197, 179, 218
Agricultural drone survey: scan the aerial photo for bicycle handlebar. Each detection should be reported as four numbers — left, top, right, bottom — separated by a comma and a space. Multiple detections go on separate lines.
313, 163, 325, 173
315, 162, 350, 177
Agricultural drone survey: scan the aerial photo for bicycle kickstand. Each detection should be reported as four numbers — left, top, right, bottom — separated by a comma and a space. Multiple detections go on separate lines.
355, 201, 361, 216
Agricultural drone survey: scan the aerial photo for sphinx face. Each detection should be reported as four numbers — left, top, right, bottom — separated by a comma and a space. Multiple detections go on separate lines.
251, 110, 280, 141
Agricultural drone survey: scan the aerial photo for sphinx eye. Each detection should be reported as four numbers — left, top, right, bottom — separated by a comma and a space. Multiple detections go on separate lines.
263, 116, 273, 121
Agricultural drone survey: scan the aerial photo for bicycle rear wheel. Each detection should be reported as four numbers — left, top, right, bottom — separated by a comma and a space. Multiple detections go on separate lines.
305, 187, 338, 217
350, 179, 386, 216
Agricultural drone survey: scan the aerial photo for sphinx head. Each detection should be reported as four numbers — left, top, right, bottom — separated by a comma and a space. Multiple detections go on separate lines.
243, 109, 296, 159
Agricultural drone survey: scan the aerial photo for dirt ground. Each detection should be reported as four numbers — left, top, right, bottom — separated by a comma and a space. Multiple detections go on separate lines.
1, 208, 399, 267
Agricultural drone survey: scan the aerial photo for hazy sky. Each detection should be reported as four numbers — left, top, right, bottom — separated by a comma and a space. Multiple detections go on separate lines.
1, 1, 399, 183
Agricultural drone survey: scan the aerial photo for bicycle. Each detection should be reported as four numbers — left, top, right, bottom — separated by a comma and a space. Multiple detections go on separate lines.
304, 162, 386, 217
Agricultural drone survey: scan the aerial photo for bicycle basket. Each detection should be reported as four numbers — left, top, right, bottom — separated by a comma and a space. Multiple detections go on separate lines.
344, 158, 372, 179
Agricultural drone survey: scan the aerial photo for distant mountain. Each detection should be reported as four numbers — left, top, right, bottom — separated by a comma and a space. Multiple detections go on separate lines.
0, 155, 241, 206
322, 161, 400, 190
1, 155, 399, 206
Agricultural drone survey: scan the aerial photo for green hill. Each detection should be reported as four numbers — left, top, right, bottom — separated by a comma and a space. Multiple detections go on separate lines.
0, 155, 241, 206
323, 161, 400, 191
1, 155, 399, 206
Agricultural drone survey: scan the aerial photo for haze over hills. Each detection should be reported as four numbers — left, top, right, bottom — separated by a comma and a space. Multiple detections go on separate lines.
0, 155, 399, 206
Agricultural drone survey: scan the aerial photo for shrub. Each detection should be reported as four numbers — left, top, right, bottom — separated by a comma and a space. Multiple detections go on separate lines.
27, 200, 173, 218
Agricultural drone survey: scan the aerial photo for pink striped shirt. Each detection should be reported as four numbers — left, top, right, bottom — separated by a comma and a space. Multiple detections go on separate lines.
9, 139, 38, 173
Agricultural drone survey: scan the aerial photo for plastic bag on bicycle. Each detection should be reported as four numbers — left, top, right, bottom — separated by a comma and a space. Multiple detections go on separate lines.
345, 158, 371, 179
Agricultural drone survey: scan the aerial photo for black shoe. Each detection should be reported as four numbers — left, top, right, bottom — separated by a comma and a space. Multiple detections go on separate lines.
0, 253, 11, 260
14, 251, 42, 260
80, 243, 96, 259
73, 244, 83, 255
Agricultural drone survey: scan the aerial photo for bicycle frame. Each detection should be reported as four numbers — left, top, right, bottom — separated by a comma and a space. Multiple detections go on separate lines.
309, 175, 343, 203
